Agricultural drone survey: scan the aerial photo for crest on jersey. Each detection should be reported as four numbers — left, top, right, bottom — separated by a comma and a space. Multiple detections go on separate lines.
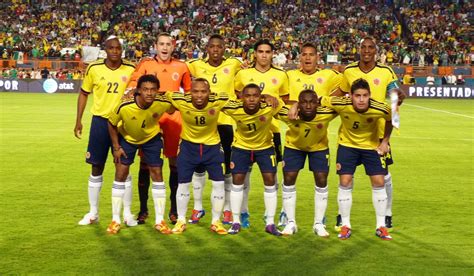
208, 109, 216, 116
317, 77, 323, 84
373, 78, 380, 85
272, 78, 278, 85
172, 72, 180, 81
259, 116, 266, 122
122, 76, 128, 83
367, 118, 374, 123
223, 68, 230, 74
317, 123, 323, 129
153, 113, 159, 118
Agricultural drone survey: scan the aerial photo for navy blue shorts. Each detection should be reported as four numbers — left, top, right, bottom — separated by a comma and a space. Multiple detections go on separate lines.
230, 147, 277, 174
86, 116, 111, 165
336, 145, 388, 176
283, 147, 330, 173
177, 140, 225, 183
119, 134, 163, 167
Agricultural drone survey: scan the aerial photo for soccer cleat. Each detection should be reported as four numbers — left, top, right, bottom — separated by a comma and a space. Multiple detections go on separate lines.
240, 212, 250, 228
222, 210, 232, 225
171, 220, 186, 234
188, 209, 205, 224
154, 220, 172, 235
338, 225, 352, 240
169, 212, 178, 225
137, 211, 148, 225
106, 221, 121, 234
78, 213, 99, 225
281, 221, 298, 236
313, 223, 330, 238
385, 216, 393, 229
228, 223, 241, 235
376, 226, 392, 240
278, 211, 288, 228
210, 221, 228, 235
124, 215, 138, 227
265, 224, 282, 236
334, 214, 342, 232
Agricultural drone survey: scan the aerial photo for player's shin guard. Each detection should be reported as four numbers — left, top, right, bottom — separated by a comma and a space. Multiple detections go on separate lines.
372, 186, 388, 228
192, 172, 206, 211
241, 168, 252, 213
176, 183, 191, 221
169, 166, 178, 214
88, 175, 103, 215
337, 185, 353, 228
211, 181, 225, 222
282, 185, 296, 223
223, 174, 232, 211
112, 181, 126, 223
230, 184, 244, 223
152, 182, 166, 224
315, 186, 329, 225
123, 175, 133, 217
138, 167, 150, 214
384, 173, 393, 216
264, 185, 278, 225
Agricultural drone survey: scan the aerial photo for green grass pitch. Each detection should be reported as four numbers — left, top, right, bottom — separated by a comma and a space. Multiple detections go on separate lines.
0, 93, 473, 274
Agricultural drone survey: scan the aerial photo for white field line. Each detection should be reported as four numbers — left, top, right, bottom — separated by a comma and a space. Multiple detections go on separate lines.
404, 103, 474, 119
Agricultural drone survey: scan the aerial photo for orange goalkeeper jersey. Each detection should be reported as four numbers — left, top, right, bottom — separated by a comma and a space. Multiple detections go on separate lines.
128, 56, 192, 92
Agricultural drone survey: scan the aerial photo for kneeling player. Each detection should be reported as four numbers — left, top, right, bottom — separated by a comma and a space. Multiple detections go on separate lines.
277, 90, 337, 236
107, 75, 172, 234
322, 78, 393, 240
222, 84, 283, 236
168, 78, 230, 235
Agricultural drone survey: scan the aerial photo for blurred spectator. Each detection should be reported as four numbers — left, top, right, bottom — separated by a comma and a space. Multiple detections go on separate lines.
40, 67, 50, 79
426, 75, 435, 85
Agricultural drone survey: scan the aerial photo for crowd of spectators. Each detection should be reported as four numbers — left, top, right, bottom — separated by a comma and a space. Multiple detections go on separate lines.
0, 0, 471, 68
1, 67, 83, 80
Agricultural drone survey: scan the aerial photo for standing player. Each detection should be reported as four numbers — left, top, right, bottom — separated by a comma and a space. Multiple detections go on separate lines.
107, 75, 172, 234
186, 34, 243, 225
335, 36, 404, 229
167, 78, 229, 235
222, 84, 283, 236
287, 42, 342, 101
277, 90, 337, 236
234, 39, 289, 228
280, 42, 342, 227
75, 36, 136, 226
323, 78, 393, 240
127, 32, 192, 225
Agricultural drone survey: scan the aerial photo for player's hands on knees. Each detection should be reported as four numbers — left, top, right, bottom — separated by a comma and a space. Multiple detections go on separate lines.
376, 142, 390, 156
113, 147, 127, 164
288, 103, 299, 120
74, 122, 82, 139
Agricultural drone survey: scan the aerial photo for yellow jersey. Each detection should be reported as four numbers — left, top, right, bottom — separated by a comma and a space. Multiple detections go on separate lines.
339, 62, 398, 138
222, 99, 283, 150
108, 95, 171, 145
186, 57, 242, 125
81, 59, 135, 118
234, 66, 289, 132
339, 62, 398, 102
167, 92, 229, 145
288, 68, 342, 101
322, 96, 391, 150
277, 105, 337, 151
